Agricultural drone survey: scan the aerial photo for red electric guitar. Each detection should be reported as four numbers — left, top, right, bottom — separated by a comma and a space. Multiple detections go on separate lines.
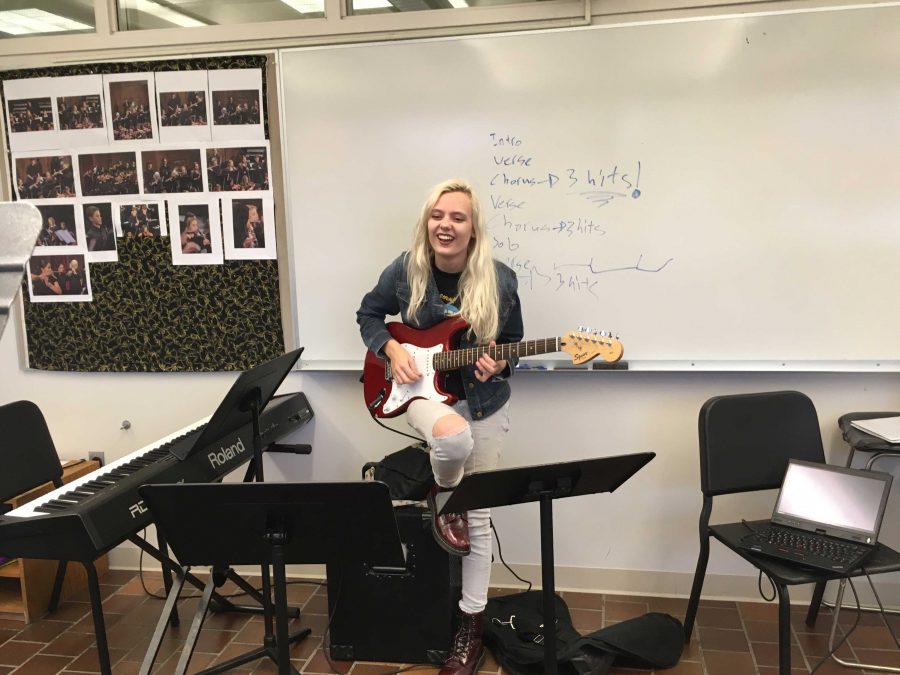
363, 317, 623, 418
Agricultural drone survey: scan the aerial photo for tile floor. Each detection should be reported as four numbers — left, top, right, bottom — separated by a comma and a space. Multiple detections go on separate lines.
0, 568, 898, 674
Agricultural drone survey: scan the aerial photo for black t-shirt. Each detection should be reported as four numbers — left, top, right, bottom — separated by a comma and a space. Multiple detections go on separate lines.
432, 263, 461, 312
432, 261, 465, 400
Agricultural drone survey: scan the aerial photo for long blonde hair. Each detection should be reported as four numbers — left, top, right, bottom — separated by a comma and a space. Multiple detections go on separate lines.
406, 179, 500, 342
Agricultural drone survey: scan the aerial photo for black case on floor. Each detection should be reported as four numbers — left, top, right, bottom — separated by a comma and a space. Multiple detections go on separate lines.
326, 504, 462, 664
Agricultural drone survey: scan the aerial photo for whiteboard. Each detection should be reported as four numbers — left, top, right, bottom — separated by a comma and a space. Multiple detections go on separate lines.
280, 5, 900, 370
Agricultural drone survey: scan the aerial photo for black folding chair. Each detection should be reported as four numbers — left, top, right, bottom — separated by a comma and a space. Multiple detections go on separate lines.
682, 390, 900, 675
0, 400, 69, 613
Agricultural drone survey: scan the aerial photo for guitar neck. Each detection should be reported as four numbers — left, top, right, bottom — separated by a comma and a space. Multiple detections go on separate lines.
435, 338, 560, 371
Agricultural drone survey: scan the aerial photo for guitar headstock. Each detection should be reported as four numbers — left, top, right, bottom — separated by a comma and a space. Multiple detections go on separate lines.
560, 327, 624, 365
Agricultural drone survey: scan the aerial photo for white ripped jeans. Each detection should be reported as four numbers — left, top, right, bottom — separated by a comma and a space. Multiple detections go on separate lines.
406, 398, 510, 615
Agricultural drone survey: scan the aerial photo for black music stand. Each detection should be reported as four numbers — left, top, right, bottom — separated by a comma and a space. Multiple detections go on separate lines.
439, 452, 655, 675
138, 481, 405, 675
175, 346, 305, 479
157, 347, 306, 627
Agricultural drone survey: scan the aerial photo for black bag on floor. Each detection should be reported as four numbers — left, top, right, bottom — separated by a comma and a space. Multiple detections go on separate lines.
484, 590, 683, 675
362, 442, 433, 501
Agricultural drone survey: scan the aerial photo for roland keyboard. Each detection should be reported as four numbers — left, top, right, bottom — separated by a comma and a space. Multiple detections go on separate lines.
0, 392, 313, 562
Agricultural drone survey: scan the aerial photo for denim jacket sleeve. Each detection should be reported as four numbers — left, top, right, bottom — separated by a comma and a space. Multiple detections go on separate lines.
495, 261, 524, 377
356, 253, 407, 357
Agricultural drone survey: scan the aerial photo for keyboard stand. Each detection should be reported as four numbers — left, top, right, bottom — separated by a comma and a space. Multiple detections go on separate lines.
129, 534, 273, 616
81, 560, 111, 675
64, 532, 256, 675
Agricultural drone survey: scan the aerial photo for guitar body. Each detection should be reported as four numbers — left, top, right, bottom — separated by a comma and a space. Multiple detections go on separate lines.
363, 318, 470, 418
363, 317, 623, 418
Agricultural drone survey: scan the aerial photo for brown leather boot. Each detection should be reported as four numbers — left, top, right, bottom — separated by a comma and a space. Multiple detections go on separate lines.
439, 610, 485, 675
427, 483, 470, 556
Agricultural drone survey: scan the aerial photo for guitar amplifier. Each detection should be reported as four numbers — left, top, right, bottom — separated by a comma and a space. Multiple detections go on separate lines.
326, 504, 462, 664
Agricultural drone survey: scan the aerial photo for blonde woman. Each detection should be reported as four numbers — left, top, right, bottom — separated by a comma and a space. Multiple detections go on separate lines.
357, 179, 523, 675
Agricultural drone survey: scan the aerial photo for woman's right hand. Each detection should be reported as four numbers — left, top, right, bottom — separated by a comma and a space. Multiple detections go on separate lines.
384, 339, 422, 384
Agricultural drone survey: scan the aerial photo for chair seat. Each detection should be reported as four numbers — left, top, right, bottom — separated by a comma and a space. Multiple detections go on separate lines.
838, 412, 900, 452
710, 520, 900, 585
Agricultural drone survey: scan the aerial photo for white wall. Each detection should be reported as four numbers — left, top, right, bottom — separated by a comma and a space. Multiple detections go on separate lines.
3, 303, 899, 605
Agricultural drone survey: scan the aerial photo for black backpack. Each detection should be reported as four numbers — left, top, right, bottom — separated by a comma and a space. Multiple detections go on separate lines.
362, 443, 434, 501
484, 590, 683, 675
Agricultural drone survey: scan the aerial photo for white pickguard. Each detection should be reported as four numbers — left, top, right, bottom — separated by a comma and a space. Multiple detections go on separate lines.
382, 342, 447, 415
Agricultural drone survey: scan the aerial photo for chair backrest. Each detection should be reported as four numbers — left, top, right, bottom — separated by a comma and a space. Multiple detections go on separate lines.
0, 400, 64, 503
698, 390, 826, 497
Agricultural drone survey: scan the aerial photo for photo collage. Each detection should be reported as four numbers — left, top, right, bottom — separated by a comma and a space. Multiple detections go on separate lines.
3, 68, 277, 304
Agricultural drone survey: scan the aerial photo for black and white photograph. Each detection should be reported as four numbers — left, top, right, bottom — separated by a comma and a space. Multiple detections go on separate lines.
13, 154, 77, 200
78, 151, 140, 197
208, 69, 264, 140
103, 73, 158, 145
82, 202, 118, 262
27, 253, 92, 303
33, 203, 81, 248
222, 195, 276, 261
117, 202, 165, 239
205, 143, 269, 192
168, 197, 223, 265
141, 148, 204, 194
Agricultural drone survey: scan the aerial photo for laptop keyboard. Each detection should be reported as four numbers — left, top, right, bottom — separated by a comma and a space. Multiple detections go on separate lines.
754, 526, 867, 566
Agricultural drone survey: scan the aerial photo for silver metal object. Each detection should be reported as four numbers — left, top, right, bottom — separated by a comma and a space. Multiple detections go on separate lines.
0, 202, 42, 338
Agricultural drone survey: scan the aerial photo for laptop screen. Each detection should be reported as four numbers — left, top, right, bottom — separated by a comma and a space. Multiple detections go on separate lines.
773, 460, 892, 543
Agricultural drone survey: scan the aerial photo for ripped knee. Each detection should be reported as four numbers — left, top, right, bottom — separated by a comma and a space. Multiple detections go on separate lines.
432, 413, 468, 440
430, 415, 474, 466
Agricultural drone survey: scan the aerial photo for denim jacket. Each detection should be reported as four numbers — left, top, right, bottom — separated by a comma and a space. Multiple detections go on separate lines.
357, 252, 524, 420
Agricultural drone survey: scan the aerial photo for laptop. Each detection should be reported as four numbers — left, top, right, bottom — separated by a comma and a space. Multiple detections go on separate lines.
738, 459, 893, 573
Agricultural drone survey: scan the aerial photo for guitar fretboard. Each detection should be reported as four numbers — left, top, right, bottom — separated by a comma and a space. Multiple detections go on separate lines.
434, 338, 560, 371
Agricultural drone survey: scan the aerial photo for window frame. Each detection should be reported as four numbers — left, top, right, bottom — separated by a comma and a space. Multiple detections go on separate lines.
0, 0, 859, 69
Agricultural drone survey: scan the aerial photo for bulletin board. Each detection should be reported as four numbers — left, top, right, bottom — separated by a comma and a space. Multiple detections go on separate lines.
1, 54, 284, 372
